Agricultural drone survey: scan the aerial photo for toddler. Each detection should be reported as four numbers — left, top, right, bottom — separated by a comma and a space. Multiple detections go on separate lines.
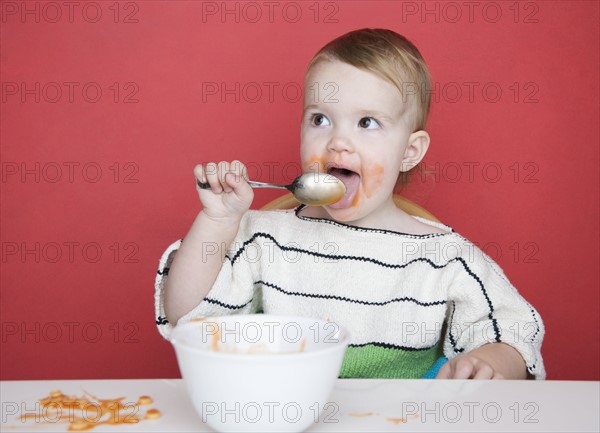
155, 28, 545, 379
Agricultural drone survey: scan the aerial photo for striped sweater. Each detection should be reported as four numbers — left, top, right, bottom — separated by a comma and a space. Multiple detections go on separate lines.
155, 207, 545, 379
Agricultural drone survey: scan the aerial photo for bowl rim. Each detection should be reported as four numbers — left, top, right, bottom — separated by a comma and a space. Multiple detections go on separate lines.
170, 314, 351, 360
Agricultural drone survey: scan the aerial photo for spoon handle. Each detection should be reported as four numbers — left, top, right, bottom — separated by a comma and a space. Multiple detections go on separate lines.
196, 180, 289, 191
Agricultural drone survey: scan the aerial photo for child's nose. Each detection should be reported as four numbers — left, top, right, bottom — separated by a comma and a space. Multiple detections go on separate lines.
326, 135, 354, 153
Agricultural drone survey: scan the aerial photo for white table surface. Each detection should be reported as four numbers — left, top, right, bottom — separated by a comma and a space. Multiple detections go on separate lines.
1, 378, 598, 432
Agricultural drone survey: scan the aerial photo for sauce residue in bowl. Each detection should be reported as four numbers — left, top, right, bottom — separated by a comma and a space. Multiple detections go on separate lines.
206, 323, 307, 354
16, 389, 160, 431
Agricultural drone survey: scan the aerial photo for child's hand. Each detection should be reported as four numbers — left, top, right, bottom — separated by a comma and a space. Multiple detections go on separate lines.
436, 343, 528, 380
436, 353, 504, 380
194, 161, 254, 220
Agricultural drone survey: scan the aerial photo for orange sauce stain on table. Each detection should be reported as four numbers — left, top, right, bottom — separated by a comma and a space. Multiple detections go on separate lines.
145, 408, 161, 419
17, 389, 160, 431
349, 412, 378, 417
386, 417, 407, 424
137, 395, 153, 405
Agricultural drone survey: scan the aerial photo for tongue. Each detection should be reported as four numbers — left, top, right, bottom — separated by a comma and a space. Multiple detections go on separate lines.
328, 170, 360, 208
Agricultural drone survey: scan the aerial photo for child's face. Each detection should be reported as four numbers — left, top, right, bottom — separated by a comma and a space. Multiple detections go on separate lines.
301, 60, 426, 223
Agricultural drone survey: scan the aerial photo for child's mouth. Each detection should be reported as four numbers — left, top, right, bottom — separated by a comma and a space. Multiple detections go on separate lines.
326, 167, 361, 208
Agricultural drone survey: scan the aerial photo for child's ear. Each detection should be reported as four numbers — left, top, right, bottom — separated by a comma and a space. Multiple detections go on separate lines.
400, 130, 430, 172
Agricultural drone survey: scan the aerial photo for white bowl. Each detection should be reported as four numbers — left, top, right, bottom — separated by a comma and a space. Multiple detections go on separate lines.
170, 314, 350, 432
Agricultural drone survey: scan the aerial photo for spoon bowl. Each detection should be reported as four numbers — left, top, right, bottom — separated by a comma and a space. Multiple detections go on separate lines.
197, 172, 346, 206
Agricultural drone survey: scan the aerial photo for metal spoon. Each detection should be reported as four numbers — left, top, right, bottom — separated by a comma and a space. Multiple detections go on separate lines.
196, 172, 346, 206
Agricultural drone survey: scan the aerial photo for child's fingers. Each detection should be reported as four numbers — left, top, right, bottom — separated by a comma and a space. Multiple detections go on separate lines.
491, 371, 505, 380
453, 358, 476, 379
194, 161, 251, 199
194, 161, 248, 194
437, 356, 499, 380
194, 162, 224, 193
440, 357, 475, 379
472, 363, 494, 380
221, 161, 251, 194
224, 171, 253, 200
194, 164, 207, 184
435, 363, 452, 379
224, 160, 250, 191
217, 161, 233, 193
231, 160, 249, 181
203, 162, 223, 193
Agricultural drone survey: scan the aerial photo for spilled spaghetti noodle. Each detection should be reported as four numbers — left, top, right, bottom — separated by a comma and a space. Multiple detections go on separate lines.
16, 389, 160, 431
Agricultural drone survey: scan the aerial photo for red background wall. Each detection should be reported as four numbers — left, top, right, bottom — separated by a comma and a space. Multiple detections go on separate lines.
1, 0, 598, 380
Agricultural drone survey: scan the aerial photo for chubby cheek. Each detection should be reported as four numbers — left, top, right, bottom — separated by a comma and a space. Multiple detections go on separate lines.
300, 132, 316, 172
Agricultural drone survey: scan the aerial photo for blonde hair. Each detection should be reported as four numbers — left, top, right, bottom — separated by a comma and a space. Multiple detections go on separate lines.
306, 28, 431, 188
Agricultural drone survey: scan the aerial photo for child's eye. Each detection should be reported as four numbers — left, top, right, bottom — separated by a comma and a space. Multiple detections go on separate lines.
358, 117, 380, 129
310, 113, 331, 127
